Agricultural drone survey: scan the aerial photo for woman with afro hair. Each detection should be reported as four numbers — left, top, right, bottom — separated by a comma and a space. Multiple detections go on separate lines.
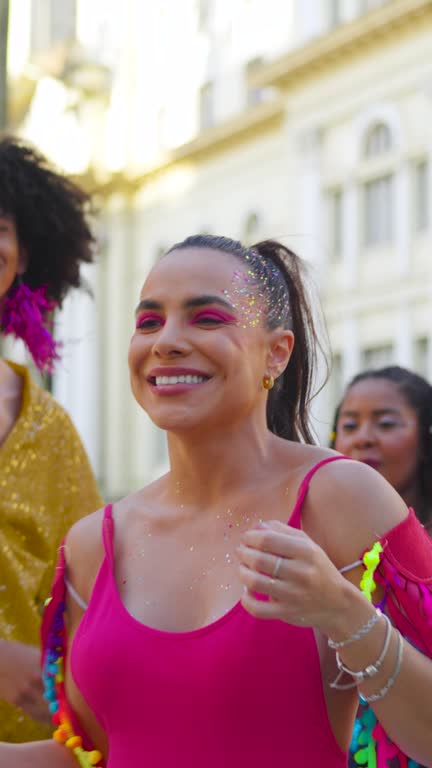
0, 136, 103, 743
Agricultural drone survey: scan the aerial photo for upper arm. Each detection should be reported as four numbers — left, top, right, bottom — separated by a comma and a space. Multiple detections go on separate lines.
302, 459, 409, 573
64, 508, 105, 609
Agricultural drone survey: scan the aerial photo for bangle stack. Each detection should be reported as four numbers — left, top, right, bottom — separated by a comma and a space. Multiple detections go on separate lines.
359, 630, 404, 704
328, 610, 403, 702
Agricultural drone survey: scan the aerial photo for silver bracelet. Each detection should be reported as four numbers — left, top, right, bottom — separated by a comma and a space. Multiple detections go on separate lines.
359, 630, 403, 704
328, 608, 382, 650
336, 614, 392, 681
330, 614, 391, 691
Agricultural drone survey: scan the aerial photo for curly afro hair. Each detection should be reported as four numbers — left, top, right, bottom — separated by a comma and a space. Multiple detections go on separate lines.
0, 135, 95, 306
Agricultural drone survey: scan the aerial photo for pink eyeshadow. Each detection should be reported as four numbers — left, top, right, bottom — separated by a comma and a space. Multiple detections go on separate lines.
135, 312, 164, 327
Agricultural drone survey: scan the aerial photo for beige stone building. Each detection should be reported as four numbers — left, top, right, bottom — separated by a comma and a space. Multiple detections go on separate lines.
7, 0, 432, 497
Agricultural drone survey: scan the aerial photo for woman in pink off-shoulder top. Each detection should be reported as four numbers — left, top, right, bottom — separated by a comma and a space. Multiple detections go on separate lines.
333, 365, 432, 768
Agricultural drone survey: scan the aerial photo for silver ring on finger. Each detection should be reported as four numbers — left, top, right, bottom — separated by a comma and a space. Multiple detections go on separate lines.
272, 555, 283, 580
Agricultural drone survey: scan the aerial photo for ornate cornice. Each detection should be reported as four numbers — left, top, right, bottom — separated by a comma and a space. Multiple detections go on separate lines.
79, 98, 284, 196
160, 98, 283, 166
78, 0, 432, 196
250, 0, 432, 90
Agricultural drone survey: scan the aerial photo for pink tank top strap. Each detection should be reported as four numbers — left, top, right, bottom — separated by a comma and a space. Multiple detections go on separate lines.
290, 455, 350, 529
102, 503, 115, 564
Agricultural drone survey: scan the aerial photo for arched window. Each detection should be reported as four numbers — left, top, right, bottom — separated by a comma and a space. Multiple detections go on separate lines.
362, 122, 394, 247
364, 122, 392, 158
244, 211, 260, 244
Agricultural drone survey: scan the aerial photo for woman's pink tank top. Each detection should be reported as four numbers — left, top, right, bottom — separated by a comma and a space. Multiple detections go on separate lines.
71, 457, 347, 767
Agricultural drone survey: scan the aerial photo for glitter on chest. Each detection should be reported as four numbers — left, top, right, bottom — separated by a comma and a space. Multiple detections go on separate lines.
129, 504, 259, 599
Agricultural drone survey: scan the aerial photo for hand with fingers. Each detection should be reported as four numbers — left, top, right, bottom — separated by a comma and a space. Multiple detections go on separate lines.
0, 639, 50, 725
237, 520, 349, 635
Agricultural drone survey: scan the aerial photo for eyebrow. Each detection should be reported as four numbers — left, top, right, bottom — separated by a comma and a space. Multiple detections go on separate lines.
135, 294, 236, 315
339, 408, 402, 418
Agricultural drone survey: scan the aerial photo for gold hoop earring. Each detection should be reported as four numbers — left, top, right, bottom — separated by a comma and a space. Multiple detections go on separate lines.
262, 374, 274, 391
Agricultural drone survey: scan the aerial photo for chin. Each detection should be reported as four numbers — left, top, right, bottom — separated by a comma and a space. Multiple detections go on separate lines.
152, 419, 205, 435
144, 406, 206, 434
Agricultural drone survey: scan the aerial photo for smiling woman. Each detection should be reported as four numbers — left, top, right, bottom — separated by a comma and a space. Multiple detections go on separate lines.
4, 235, 432, 768
332, 366, 432, 530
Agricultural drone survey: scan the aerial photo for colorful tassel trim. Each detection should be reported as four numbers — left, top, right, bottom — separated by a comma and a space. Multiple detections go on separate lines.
360, 542, 383, 603
350, 535, 426, 767
42, 593, 104, 767
351, 707, 378, 768
351, 709, 420, 768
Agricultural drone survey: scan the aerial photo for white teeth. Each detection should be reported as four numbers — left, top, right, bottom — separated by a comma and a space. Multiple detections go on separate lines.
155, 375, 207, 386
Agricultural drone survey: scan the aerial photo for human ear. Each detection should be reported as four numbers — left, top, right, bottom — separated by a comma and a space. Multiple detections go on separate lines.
266, 329, 295, 379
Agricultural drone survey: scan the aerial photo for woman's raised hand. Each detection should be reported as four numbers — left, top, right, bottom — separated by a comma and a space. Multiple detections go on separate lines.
237, 520, 350, 635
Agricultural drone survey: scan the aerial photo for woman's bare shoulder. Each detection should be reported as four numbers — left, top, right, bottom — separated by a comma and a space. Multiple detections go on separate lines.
64, 485, 159, 599
276, 440, 338, 489
64, 507, 106, 604
65, 505, 106, 554
277, 437, 336, 467
300, 454, 408, 568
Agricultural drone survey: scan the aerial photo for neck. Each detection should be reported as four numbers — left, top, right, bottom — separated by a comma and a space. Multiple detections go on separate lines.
0, 358, 20, 390
164, 415, 279, 510
399, 479, 429, 525
0, 358, 11, 384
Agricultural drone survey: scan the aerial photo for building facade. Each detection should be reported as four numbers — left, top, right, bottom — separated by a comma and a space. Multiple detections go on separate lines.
7, 0, 432, 497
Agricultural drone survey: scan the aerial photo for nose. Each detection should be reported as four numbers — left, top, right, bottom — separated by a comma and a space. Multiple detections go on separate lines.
351, 421, 376, 447
152, 318, 191, 359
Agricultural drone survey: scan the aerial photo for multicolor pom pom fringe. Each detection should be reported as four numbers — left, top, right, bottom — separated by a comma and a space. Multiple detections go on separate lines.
42, 594, 104, 767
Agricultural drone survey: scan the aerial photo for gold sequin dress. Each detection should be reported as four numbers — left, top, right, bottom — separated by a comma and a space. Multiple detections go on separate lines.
0, 362, 103, 742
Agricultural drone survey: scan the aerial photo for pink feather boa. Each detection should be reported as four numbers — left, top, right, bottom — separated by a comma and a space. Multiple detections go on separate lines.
1, 282, 61, 373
